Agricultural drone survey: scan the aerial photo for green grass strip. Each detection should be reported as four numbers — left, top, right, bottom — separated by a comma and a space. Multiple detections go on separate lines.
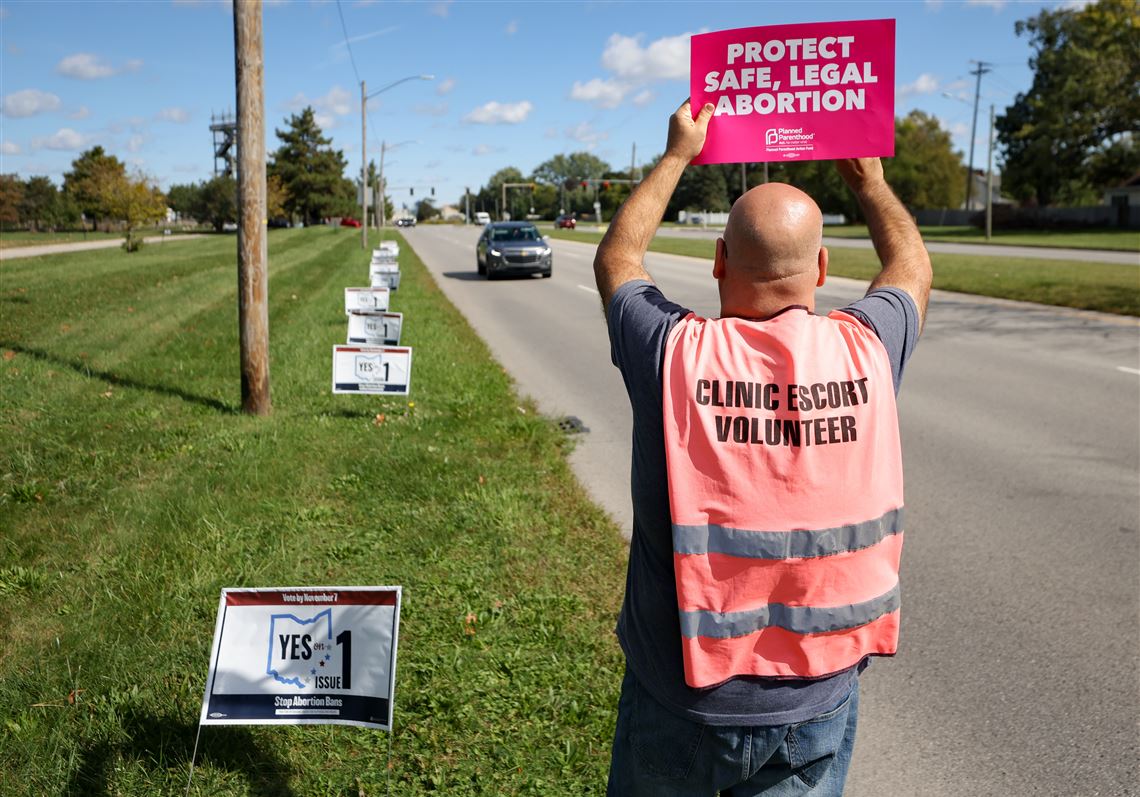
0, 227, 625, 795
821, 224, 1139, 252
547, 229, 1140, 317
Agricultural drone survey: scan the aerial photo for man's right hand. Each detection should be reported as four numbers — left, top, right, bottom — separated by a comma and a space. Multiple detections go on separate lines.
665, 99, 715, 164
836, 158, 885, 194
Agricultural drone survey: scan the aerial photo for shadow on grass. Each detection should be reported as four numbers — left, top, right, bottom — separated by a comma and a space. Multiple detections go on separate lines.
2, 342, 239, 414
65, 712, 296, 796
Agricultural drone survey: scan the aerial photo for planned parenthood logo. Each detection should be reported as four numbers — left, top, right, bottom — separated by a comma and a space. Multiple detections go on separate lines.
762, 126, 817, 159
266, 609, 333, 689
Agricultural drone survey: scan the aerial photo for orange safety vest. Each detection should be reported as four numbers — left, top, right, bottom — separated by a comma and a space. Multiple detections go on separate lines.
662, 307, 904, 687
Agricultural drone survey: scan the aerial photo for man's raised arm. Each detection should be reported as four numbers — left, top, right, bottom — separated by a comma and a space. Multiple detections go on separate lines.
593, 100, 714, 317
837, 158, 933, 330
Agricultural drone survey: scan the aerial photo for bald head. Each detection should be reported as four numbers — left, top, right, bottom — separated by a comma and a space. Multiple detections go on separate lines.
723, 183, 823, 282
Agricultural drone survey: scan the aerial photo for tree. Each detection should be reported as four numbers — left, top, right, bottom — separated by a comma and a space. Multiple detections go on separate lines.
995, 0, 1140, 205
63, 146, 126, 229
192, 175, 238, 232
266, 173, 288, 220
166, 182, 199, 221
884, 111, 965, 209
0, 174, 24, 228
415, 198, 438, 222
667, 164, 730, 218
532, 152, 610, 185
19, 176, 59, 231
102, 171, 167, 252
269, 107, 352, 225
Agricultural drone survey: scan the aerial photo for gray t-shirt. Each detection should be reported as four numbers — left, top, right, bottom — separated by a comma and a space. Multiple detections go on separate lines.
608, 281, 920, 726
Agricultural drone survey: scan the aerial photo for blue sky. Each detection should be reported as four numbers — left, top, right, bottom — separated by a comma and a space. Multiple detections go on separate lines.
0, 0, 1083, 210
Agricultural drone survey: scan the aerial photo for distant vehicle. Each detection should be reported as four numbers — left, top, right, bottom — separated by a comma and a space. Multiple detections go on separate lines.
222, 222, 238, 232
473, 211, 491, 226
395, 217, 416, 228
554, 214, 576, 229
475, 221, 552, 279
340, 217, 361, 228
268, 217, 291, 229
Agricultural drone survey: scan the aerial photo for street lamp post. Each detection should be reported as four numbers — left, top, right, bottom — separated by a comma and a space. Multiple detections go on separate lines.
376, 139, 414, 232
360, 74, 433, 248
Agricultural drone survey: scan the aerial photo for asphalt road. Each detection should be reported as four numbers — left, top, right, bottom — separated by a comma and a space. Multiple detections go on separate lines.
575, 224, 1140, 265
404, 225, 1139, 796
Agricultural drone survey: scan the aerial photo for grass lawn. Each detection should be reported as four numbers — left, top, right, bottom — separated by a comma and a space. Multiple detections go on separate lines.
818, 224, 1139, 252
547, 229, 1140, 316
0, 226, 626, 795
0, 228, 206, 249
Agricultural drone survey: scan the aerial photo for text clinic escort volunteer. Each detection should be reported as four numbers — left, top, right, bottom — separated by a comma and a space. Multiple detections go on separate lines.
702, 35, 880, 116
694, 376, 874, 447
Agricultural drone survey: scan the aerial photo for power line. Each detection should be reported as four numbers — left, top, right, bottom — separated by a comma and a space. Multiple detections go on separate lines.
332, 0, 360, 85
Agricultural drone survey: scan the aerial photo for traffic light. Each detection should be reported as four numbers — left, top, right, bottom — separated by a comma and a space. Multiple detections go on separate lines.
602, 181, 611, 190
430, 187, 435, 196
580, 181, 588, 189
410, 187, 414, 196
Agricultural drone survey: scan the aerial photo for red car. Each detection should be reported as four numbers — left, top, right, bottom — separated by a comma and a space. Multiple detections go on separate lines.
554, 214, 576, 229
340, 217, 362, 228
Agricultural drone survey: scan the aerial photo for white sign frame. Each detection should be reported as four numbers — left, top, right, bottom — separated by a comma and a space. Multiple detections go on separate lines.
347, 311, 403, 345
199, 586, 401, 730
332, 345, 412, 394
344, 287, 390, 314
370, 265, 401, 291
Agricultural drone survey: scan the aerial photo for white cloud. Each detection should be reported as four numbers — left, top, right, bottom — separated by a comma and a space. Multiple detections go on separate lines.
286, 85, 353, 129
32, 128, 90, 151
156, 107, 191, 124
601, 31, 692, 82
436, 77, 455, 96
472, 144, 504, 156
56, 53, 139, 80
414, 102, 449, 117
505, 20, 518, 35
2, 88, 62, 118
430, 0, 452, 17
333, 25, 398, 50
463, 100, 533, 125
571, 31, 693, 110
632, 89, 654, 107
565, 121, 610, 150
570, 78, 628, 109
965, 0, 1007, 9
2, 140, 21, 155
127, 134, 145, 153
69, 105, 91, 120
898, 73, 940, 99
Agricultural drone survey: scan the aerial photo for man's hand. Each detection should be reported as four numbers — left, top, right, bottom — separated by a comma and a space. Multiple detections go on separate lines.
665, 100, 715, 164
594, 99, 710, 317
836, 158, 885, 194
835, 157, 932, 330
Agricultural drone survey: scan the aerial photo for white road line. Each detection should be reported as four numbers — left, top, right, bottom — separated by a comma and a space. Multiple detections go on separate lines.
577, 284, 599, 295
1116, 366, 1140, 376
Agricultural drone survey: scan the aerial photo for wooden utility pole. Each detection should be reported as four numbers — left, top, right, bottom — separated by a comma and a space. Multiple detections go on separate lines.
234, 0, 271, 415
360, 80, 368, 249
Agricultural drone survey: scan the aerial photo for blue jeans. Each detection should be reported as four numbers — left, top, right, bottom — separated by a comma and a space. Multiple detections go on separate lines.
607, 669, 859, 796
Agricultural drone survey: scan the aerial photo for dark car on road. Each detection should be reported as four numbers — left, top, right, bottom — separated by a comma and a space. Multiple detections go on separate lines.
395, 217, 416, 228
554, 214, 576, 229
476, 222, 552, 279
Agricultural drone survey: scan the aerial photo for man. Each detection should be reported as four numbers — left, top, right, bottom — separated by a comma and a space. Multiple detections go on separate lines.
595, 100, 931, 796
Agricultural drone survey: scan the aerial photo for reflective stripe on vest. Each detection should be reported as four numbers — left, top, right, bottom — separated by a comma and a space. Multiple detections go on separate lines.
662, 307, 904, 686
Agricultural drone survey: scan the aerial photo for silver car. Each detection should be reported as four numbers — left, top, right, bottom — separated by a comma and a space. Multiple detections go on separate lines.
476, 222, 552, 279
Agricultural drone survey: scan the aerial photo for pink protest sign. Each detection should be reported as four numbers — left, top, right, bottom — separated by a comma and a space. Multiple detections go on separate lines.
691, 19, 895, 164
